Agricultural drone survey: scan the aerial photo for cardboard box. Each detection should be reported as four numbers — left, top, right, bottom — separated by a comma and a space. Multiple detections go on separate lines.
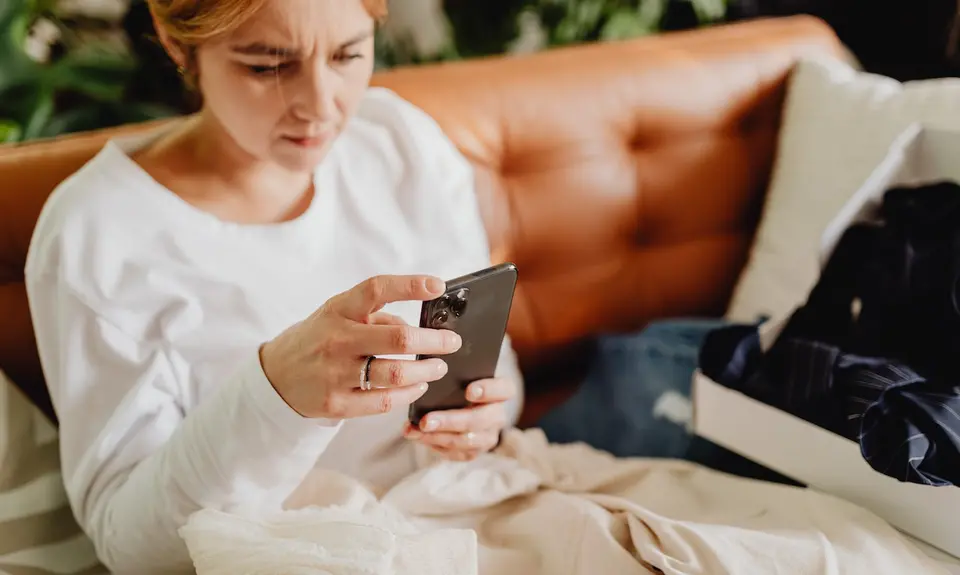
692, 123, 960, 560
912, 537, 960, 574
692, 370, 960, 560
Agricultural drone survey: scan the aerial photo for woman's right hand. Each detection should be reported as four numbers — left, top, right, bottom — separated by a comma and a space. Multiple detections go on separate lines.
258, 274, 462, 420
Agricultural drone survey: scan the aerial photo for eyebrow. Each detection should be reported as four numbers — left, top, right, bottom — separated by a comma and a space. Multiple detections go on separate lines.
231, 30, 374, 57
231, 43, 295, 57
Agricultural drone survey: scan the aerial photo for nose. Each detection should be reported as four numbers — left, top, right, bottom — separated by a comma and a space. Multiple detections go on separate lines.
291, 60, 339, 123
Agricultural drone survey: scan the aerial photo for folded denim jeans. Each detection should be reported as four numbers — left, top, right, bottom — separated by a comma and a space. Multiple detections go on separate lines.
536, 318, 798, 485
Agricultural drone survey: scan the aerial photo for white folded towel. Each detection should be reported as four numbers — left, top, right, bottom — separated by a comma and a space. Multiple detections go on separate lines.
180, 494, 477, 575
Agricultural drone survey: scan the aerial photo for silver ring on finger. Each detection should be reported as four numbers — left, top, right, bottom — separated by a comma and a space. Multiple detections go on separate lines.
463, 431, 477, 447
359, 356, 375, 391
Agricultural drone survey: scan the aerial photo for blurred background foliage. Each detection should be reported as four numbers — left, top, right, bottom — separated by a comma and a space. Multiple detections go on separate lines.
0, 0, 730, 143
0, 0, 175, 143
5, 0, 960, 144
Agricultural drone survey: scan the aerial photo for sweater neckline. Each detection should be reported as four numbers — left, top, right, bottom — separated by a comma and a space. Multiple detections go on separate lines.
100, 121, 337, 238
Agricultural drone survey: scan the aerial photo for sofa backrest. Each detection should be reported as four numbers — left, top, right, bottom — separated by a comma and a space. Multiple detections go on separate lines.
0, 16, 843, 418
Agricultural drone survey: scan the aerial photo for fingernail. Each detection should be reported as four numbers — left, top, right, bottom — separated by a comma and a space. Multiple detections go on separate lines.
467, 385, 483, 400
425, 277, 444, 293
449, 333, 462, 350
436, 361, 448, 376
419, 382, 429, 392
423, 418, 439, 431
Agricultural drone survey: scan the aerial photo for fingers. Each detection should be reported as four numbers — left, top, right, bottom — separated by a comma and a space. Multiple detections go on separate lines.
366, 357, 447, 388
464, 378, 516, 404
367, 312, 408, 326
441, 450, 481, 462
357, 323, 462, 356
404, 424, 499, 454
417, 403, 508, 433
423, 445, 482, 462
330, 384, 430, 419
334, 275, 446, 321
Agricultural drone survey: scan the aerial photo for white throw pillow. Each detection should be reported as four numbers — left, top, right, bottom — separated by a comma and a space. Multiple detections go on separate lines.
726, 55, 960, 322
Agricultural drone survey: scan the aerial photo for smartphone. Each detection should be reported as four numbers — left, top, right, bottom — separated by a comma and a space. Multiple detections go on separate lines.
408, 262, 519, 426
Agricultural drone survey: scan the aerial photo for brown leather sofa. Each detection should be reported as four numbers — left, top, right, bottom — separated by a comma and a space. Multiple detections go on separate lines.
0, 16, 843, 426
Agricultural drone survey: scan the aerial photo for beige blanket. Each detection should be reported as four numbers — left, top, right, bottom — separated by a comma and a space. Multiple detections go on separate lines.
0, 364, 951, 575
182, 429, 948, 575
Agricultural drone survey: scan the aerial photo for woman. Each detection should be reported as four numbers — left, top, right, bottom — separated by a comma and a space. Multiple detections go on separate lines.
24, 0, 523, 572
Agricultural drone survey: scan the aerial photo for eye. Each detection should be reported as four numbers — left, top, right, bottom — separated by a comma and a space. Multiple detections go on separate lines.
334, 51, 363, 63
246, 62, 291, 76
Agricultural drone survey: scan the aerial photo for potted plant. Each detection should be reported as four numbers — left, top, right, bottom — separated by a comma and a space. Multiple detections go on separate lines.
440, 0, 728, 59
0, 0, 174, 143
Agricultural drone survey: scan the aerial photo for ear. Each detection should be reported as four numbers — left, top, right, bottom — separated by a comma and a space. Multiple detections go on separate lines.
147, 2, 187, 69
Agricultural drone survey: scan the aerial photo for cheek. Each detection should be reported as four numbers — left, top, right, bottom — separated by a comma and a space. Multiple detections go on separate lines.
197, 60, 284, 148
337, 60, 375, 116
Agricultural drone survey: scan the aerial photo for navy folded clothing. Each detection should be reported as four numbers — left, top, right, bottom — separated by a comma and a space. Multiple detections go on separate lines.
700, 181, 960, 487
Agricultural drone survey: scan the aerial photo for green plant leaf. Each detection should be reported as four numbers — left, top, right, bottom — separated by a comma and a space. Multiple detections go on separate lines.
21, 86, 54, 139
33, 0, 60, 13
600, 9, 654, 41
573, 0, 606, 27
39, 101, 178, 139
552, 0, 606, 44
0, 0, 42, 93
0, 83, 46, 130
637, 0, 668, 29
687, 0, 726, 22
0, 119, 22, 143
47, 47, 137, 101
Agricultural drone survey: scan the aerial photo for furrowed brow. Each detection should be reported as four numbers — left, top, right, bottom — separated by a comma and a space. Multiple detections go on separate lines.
231, 43, 298, 57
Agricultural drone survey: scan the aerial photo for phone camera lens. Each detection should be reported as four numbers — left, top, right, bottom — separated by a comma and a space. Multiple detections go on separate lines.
431, 309, 449, 327
451, 288, 469, 317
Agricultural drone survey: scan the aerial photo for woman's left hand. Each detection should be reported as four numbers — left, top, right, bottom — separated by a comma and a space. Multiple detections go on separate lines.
402, 376, 515, 461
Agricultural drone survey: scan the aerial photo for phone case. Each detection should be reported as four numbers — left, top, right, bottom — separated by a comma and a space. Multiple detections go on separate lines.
408, 262, 518, 426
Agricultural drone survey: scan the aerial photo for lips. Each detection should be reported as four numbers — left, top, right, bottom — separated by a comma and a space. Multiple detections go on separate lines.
282, 125, 336, 148
283, 134, 328, 148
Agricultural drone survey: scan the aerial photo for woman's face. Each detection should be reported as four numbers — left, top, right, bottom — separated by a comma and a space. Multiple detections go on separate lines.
191, 0, 376, 171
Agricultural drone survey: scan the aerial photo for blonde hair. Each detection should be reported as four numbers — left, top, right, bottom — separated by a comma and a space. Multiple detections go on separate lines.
148, 0, 388, 84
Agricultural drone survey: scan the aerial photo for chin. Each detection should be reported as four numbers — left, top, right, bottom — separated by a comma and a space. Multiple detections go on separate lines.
270, 143, 332, 173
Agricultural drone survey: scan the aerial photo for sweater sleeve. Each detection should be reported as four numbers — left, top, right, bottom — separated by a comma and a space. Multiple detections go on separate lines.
26, 274, 340, 573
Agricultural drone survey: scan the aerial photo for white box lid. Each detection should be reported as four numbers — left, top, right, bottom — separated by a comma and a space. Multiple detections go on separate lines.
693, 369, 960, 560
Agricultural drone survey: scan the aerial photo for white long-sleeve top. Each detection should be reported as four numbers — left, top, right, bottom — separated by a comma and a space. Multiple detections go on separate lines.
24, 87, 524, 574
